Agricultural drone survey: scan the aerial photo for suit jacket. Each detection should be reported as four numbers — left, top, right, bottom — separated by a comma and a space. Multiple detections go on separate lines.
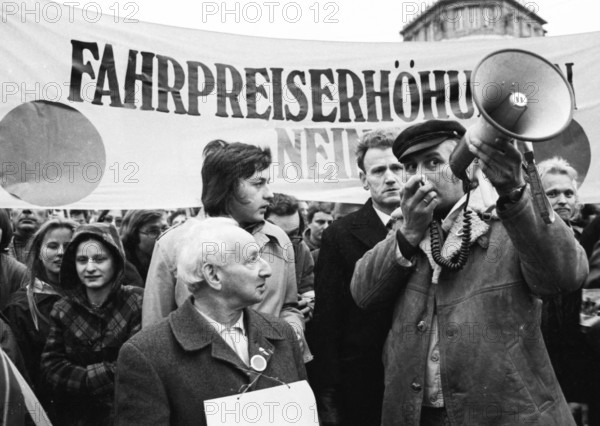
309, 199, 393, 424
115, 298, 307, 426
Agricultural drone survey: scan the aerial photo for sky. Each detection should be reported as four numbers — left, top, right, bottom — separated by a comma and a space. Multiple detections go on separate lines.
88, 0, 600, 42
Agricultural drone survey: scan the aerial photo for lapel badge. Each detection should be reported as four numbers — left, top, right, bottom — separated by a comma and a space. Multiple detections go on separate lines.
250, 354, 267, 372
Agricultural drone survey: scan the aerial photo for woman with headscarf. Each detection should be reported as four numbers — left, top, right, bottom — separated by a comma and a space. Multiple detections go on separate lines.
40, 223, 142, 425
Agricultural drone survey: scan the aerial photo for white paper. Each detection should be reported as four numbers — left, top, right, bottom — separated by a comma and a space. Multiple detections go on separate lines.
204, 380, 319, 426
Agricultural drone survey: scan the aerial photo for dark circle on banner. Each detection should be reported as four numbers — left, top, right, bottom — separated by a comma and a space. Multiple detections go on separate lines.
0, 101, 105, 206
250, 354, 267, 372
531, 119, 591, 187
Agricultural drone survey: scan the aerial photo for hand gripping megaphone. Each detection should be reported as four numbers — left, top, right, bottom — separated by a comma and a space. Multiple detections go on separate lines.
449, 49, 575, 185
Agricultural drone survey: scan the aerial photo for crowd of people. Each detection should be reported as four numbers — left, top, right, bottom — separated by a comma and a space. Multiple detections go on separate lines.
0, 120, 600, 425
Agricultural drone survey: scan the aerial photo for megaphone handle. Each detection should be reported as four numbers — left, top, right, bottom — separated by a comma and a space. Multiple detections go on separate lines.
449, 134, 476, 184
523, 151, 554, 225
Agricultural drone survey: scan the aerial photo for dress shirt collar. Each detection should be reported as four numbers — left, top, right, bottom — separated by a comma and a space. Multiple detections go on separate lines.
372, 205, 392, 227
194, 306, 247, 337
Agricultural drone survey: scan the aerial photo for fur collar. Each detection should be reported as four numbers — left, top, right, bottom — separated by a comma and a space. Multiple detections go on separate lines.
419, 186, 497, 284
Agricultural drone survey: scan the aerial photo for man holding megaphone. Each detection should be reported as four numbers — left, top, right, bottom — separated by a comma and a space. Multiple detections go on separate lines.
350, 118, 588, 426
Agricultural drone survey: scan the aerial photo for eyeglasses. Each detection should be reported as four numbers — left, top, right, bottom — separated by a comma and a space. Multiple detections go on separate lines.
139, 228, 167, 239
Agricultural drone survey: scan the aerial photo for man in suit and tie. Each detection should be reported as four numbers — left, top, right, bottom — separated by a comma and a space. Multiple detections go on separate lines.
115, 218, 307, 426
310, 129, 403, 426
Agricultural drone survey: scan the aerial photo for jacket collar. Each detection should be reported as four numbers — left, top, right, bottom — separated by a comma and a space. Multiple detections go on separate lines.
346, 199, 389, 248
170, 298, 286, 370
250, 220, 283, 249
29, 279, 60, 296
302, 228, 319, 251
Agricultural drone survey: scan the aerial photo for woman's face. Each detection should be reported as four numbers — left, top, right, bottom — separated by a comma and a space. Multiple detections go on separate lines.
40, 227, 73, 284
75, 239, 116, 291
137, 218, 167, 256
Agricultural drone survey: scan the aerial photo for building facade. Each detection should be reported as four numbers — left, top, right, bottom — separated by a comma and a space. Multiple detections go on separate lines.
401, 0, 546, 42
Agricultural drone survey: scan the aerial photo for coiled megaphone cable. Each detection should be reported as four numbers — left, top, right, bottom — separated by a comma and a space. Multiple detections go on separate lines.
430, 190, 472, 271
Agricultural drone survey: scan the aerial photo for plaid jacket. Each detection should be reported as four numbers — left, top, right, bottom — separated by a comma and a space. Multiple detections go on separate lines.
41, 286, 142, 397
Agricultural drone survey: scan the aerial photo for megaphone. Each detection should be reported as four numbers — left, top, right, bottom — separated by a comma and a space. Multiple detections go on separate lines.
449, 49, 575, 184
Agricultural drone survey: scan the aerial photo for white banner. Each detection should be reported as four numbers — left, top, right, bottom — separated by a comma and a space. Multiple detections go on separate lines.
1, 2, 599, 208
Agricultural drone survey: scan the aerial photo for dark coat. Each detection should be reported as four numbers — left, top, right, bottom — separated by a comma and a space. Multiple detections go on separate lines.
293, 238, 315, 295
351, 190, 588, 426
540, 226, 594, 405
581, 215, 600, 258
115, 298, 307, 426
0, 313, 29, 425
0, 254, 27, 310
309, 199, 393, 425
4, 289, 60, 417
0, 312, 28, 380
587, 239, 600, 289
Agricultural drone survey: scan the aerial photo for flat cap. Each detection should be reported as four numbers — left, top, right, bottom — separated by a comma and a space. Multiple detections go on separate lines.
393, 120, 466, 161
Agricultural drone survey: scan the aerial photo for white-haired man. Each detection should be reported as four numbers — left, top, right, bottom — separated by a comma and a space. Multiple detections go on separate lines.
538, 156, 592, 423
115, 218, 307, 426
538, 156, 580, 227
